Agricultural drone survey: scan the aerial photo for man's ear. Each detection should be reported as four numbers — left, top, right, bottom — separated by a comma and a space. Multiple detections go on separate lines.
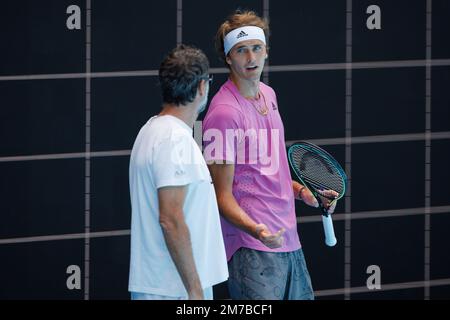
225, 55, 232, 66
198, 79, 207, 97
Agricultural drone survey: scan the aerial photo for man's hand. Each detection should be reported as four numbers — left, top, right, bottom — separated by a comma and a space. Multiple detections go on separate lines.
300, 187, 320, 208
255, 224, 285, 249
294, 181, 339, 214
293, 181, 318, 207
317, 189, 339, 214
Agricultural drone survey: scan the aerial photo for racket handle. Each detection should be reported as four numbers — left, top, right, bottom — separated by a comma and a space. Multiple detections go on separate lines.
322, 214, 337, 247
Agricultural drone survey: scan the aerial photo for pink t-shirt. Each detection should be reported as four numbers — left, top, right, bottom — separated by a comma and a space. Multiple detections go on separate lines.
203, 79, 301, 261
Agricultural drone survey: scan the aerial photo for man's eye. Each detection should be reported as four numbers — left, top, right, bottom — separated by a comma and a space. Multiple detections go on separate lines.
254, 46, 262, 52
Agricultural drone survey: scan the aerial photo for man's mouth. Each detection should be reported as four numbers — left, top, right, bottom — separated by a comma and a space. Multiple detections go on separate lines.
246, 66, 258, 71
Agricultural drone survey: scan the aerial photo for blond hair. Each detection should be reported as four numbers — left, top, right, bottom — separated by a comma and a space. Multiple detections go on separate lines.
215, 10, 269, 66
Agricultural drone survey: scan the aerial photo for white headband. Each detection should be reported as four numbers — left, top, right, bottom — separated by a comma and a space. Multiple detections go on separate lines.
223, 26, 266, 55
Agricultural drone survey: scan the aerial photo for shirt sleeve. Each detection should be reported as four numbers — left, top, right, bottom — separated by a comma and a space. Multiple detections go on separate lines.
202, 104, 244, 164
151, 133, 206, 189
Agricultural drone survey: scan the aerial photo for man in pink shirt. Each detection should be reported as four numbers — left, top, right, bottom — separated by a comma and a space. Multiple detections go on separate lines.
203, 10, 338, 300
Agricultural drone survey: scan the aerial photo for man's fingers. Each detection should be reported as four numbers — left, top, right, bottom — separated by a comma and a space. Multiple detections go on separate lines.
311, 197, 319, 207
327, 190, 339, 198
255, 223, 268, 237
266, 235, 284, 248
318, 189, 339, 199
259, 227, 284, 238
259, 227, 285, 248
266, 228, 285, 240
263, 234, 278, 242
275, 228, 285, 237
327, 200, 337, 214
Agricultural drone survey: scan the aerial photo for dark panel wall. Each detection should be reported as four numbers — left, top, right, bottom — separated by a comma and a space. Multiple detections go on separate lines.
0, 0, 449, 300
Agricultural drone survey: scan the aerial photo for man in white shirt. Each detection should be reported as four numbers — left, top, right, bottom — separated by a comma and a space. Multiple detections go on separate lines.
128, 45, 228, 300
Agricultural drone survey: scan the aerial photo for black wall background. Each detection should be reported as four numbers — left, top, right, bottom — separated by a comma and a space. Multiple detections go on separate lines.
0, 0, 449, 300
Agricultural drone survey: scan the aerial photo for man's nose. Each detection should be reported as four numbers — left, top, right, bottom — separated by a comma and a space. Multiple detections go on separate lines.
247, 50, 256, 63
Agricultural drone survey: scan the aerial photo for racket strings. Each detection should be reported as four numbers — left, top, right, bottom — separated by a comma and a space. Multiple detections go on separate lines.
290, 147, 345, 194
302, 176, 335, 192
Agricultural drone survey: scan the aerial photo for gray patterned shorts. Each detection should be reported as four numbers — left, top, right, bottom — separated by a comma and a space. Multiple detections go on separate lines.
228, 247, 314, 300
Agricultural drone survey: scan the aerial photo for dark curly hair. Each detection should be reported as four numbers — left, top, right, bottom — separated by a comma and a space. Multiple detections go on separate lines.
159, 44, 210, 106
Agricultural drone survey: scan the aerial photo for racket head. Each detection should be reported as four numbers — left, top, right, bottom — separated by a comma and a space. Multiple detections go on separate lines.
288, 141, 347, 203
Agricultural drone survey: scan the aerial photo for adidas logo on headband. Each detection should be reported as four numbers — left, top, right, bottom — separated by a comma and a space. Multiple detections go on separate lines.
236, 30, 248, 39
224, 26, 266, 55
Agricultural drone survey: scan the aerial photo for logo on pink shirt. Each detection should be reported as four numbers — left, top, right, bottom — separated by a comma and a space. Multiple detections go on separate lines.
203, 128, 280, 176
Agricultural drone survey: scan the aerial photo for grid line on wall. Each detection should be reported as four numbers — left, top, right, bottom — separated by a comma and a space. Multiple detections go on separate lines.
177, 0, 182, 45
84, 0, 92, 300
344, 0, 352, 300
2, 59, 450, 82
424, 0, 432, 300
3, 206, 449, 244
1, 131, 450, 162
263, 0, 269, 84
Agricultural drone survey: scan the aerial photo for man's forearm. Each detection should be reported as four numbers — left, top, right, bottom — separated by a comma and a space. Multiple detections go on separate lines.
217, 193, 259, 238
160, 216, 203, 299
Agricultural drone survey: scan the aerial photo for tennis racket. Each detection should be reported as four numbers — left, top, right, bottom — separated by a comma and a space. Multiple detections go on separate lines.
288, 141, 347, 247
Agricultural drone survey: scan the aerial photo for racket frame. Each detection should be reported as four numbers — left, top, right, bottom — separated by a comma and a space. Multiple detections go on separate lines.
288, 141, 347, 216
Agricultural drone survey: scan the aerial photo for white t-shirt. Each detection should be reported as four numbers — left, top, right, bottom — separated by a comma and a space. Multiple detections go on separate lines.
128, 115, 228, 297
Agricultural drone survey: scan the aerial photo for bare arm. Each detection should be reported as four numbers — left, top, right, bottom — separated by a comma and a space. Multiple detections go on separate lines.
293, 180, 317, 206
158, 185, 203, 300
292, 180, 338, 213
208, 163, 284, 249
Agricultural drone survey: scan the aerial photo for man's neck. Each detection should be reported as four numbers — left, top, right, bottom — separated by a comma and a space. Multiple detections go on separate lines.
230, 73, 260, 99
159, 103, 197, 128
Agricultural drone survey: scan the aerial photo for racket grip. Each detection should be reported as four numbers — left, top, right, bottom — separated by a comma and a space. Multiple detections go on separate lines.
322, 214, 337, 247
